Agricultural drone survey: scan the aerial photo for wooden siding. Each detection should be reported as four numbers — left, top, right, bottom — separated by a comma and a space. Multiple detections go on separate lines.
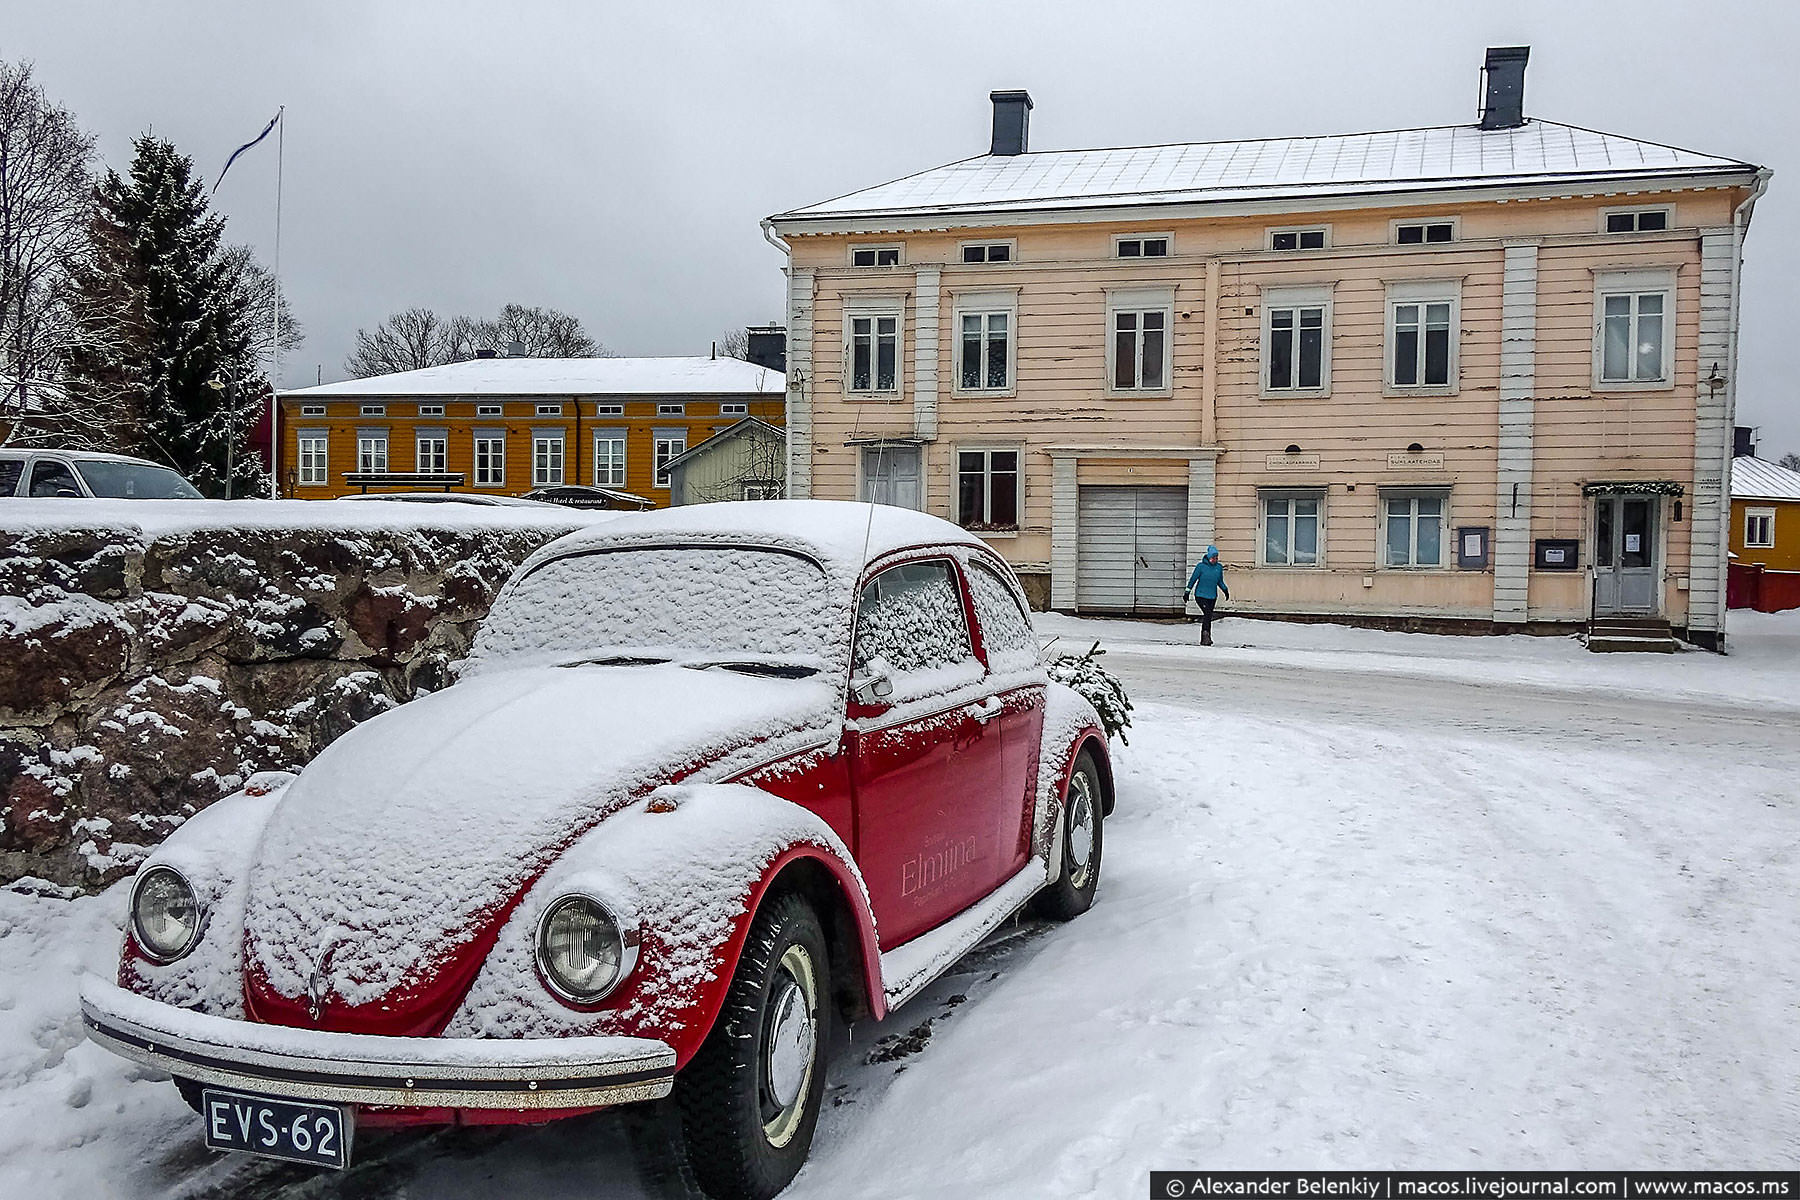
1730, 498, 1800, 572
280, 395, 784, 504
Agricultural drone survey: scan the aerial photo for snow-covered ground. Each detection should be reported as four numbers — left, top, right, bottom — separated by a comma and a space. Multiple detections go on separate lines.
2, 612, 1796, 1197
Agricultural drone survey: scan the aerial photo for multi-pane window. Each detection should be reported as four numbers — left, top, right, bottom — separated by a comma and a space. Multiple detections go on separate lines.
1395, 221, 1455, 244
1111, 309, 1168, 390
1266, 302, 1327, 391
1391, 298, 1454, 388
596, 404, 623, 415
1745, 508, 1775, 549
848, 313, 899, 392
298, 433, 328, 485
474, 434, 505, 486
536, 403, 563, 416
359, 404, 386, 416
300, 404, 325, 416
851, 245, 901, 267
1262, 494, 1322, 566
958, 311, 1011, 390
1604, 208, 1670, 234
1599, 289, 1669, 384
1269, 227, 1327, 251
417, 404, 445, 416
861, 444, 921, 510
720, 403, 748, 415
654, 436, 686, 487
356, 434, 388, 473
961, 241, 1013, 263
1384, 494, 1446, 567
1115, 236, 1169, 258
741, 483, 780, 500
533, 435, 564, 486
416, 435, 447, 473
657, 403, 685, 416
956, 449, 1020, 530
593, 433, 625, 487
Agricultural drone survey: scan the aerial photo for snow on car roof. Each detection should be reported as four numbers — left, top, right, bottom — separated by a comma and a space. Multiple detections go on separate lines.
1732, 456, 1800, 502
772, 120, 1756, 225
282, 356, 784, 399
528, 500, 987, 576
0, 448, 175, 466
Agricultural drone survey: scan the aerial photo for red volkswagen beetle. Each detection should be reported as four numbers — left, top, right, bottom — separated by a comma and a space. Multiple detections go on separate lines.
81, 501, 1112, 1199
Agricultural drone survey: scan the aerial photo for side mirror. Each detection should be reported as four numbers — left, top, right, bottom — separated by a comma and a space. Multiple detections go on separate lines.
850, 669, 894, 706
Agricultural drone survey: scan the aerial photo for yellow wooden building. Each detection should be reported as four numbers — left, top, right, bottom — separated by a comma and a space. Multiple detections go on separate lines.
277, 356, 784, 506
764, 47, 1768, 648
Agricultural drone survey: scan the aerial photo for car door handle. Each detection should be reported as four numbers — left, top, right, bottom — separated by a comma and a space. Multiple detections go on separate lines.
969, 697, 1003, 724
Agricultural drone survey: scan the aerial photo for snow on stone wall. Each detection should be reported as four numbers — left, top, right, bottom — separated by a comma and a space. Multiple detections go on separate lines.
0, 506, 595, 889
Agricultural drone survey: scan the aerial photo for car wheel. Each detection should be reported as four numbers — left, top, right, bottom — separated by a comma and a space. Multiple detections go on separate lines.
677, 891, 830, 1200
1033, 749, 1105, 921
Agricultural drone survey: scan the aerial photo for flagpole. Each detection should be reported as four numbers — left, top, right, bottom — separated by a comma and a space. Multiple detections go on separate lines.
267, 106, 284, 499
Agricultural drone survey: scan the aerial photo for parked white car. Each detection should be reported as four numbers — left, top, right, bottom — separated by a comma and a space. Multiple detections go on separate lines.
0, 449, 203, 499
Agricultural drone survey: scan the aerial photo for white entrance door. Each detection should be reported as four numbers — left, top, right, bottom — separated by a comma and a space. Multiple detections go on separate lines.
1593, 495, 1659, 614
1076, 486, 1189, 613
860, 445, 921, 510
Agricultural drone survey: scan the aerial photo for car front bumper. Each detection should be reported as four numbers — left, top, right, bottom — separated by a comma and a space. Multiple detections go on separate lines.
79, 976, 675, 1110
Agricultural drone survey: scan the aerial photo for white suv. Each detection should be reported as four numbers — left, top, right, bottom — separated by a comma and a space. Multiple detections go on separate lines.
0, 449, 203, 499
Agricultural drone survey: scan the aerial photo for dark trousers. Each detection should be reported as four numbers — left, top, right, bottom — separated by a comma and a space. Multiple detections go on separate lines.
1197, 595, 1217, 640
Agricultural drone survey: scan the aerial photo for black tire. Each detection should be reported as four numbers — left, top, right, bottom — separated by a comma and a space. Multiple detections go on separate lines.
1033, 749, 1105, 921
676, 892, 830, 1200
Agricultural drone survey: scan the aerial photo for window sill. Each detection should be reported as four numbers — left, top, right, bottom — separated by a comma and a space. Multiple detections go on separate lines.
951, 387, 1018, 400
1104, 389, 1174, 400
1592, 379, 1675, 395
844, 392, 906, 402
962, 526, 1020, 539
1383, 385, 1459, 399
1253, 564, 1325, 570
1377, 566, 1455, 573
1260, 388, 1332, 401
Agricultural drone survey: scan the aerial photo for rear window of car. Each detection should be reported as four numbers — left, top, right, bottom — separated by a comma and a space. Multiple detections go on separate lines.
0, 458, 21, 497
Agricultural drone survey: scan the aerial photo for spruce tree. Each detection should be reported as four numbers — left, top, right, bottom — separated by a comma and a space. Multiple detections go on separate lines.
62, 135, 260, 495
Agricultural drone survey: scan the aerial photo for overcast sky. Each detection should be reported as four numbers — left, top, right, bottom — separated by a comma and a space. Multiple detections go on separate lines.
10, 0, 1797, 454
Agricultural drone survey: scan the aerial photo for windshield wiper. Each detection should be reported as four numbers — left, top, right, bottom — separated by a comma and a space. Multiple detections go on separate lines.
683, 660, 820, 680
556, 654, 672, 669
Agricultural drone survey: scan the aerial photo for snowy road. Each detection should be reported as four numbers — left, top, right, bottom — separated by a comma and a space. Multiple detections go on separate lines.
2, 614, 1796, 1197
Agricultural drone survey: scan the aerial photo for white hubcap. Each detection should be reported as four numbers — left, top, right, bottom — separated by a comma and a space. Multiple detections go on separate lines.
761, 942, 819, 1148
1068, 774, 1096, 886
766, 979, 814, 1109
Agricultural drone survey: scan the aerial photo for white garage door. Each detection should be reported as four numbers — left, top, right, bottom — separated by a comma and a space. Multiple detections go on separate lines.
1076, 486, 1189, 613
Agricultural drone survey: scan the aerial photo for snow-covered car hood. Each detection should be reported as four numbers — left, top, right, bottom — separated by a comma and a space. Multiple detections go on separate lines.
241, 661, 839, 1028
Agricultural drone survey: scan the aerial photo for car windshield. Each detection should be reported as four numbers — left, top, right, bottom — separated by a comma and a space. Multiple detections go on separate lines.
72, 460, 202, 499
471, 545, 839, 671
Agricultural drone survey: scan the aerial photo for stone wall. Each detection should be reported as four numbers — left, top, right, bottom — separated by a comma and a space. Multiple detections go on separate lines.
0, 508, 592, 889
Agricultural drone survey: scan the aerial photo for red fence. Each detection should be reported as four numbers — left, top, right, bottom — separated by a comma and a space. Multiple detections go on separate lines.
1728, 562, 1800, 612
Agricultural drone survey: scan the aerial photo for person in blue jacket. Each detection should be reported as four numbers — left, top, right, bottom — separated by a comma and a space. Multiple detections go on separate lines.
1185, 545, 1229, 646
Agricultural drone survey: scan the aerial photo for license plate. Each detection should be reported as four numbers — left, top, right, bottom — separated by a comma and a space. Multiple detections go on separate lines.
201, 1087, 352, 1170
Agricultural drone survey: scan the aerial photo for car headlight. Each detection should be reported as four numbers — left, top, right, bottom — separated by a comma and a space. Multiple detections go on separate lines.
131, 865, 203, 963
535, 894, 638, 1004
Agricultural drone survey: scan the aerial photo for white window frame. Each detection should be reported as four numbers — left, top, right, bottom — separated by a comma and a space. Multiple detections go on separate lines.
952, 290, 1018, 396
356, 433, 389, 473
843, 301, 905, 396
657, 403, 685, 416
592, 430, 626, 487
476, 403, 503, 417
1267, 225, 1330, 251
1113, 233, 1172, 259
1745, 506, 1776, 549
535, 403, 564, 416
654, 432, 687, 488
1390, 217, 1460, 245
849, 243, 903, 268
959, 239, 1016, 265
415, 433, 448, 473
1258, 490, 1326, 568
954, 445, 1023, 533
532, 433, 565, 486
1380, 490, 1451, 569
417, 403, 445, 416
1600, 205, 1673, 235
297, 431, 328, 486
595, 403, 624, 415
1260, 285, 1333, 398
473, 432, 505, 487
1385, 280, 1461, 395
1593, 269, 1676, 391
1105, 286, 1174, 397
741, 482, 780, 500
300, 404, 325, 417
359, 404, 386, 417
720, 403, 748, 415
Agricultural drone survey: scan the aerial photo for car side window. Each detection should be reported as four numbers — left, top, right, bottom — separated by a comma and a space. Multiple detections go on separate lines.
967, 559, 1040, 674
853, 560, 977, 695
0, 458, 22, 497
29, 460, 80, 497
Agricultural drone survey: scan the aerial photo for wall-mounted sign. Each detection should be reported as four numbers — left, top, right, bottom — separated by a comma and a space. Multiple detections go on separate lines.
1457, 526, 1489, 570
1388, 452, 1446, 469
1535, 538, 1580, 570
1266, 453, 1322, 470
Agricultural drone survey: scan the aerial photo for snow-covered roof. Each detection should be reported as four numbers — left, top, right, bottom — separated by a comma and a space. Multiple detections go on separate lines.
1732, 456, 1800, 502
283, 356, 784, 399
532, 499, 985, 575
773, 120, 1757, 225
